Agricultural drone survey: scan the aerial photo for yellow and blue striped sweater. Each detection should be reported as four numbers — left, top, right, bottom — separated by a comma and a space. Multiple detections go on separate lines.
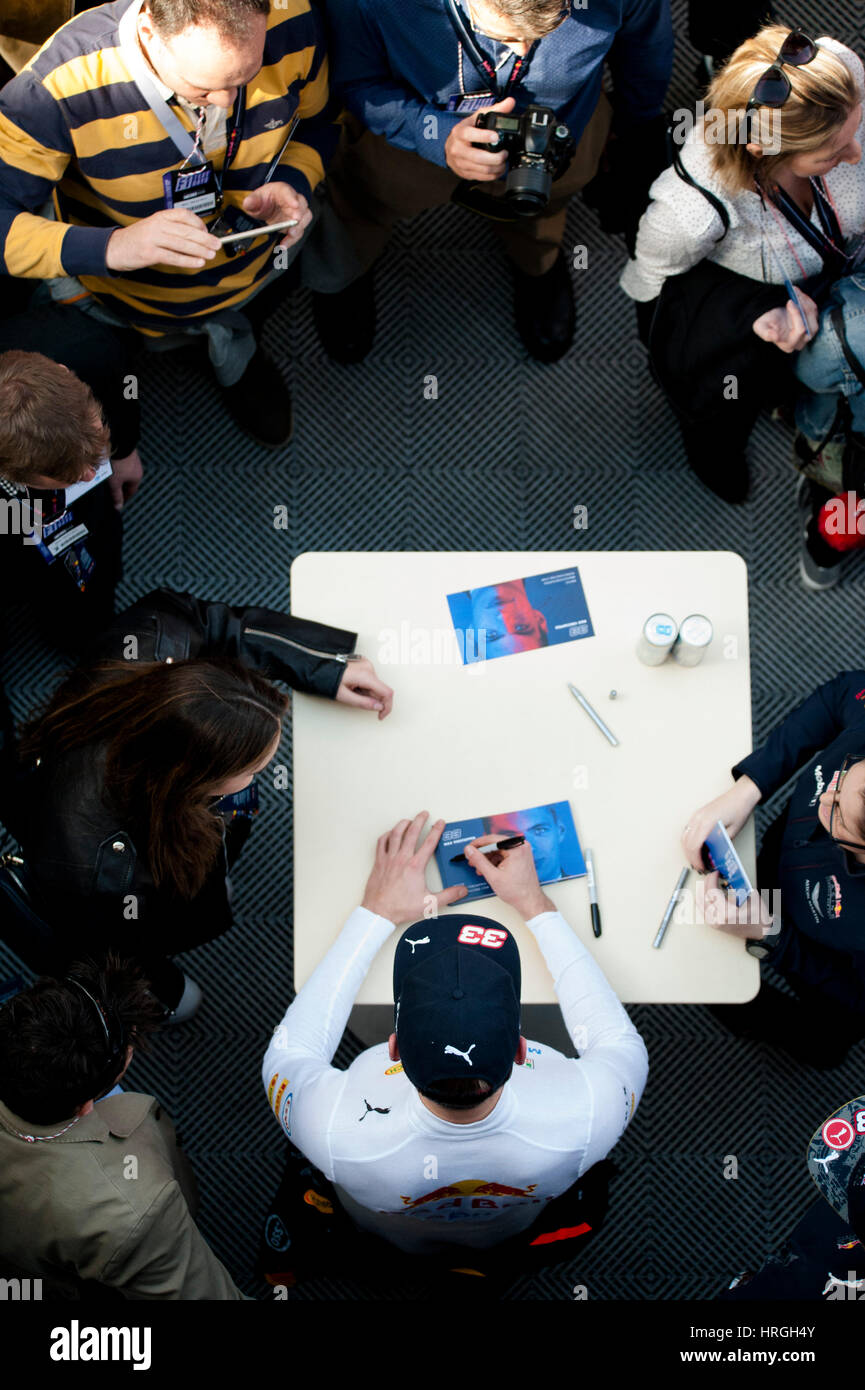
0, 0, 340, 334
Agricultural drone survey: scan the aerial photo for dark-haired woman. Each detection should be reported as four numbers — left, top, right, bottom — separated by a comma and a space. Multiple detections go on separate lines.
11, 587, 393, 1017
680, 670, 865, 1069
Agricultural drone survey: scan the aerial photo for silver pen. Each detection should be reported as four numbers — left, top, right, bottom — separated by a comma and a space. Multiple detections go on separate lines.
653, 866, 690, 949
566, 684, 619, 747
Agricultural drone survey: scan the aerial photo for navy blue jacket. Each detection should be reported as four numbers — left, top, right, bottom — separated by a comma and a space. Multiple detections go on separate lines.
733, 672, 865, 1014
322, 0, 672, 167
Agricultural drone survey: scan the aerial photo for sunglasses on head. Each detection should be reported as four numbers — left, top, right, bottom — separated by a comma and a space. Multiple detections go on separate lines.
746, 29, 818, 113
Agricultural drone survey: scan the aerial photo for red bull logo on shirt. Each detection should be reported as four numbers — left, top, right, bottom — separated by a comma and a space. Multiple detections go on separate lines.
398, 1178, 541, 1219
830, 875, 843, 917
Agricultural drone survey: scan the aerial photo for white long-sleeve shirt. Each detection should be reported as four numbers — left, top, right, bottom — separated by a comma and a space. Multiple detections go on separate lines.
262, 906, 648, 1254
620, 38, 865, 303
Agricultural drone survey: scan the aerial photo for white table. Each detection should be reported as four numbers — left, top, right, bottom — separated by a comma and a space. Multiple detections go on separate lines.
291, 551, 757, 1004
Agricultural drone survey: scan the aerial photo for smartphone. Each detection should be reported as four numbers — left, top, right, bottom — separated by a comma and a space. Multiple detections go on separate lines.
218, 219, 298, 245
701, 820, 754, 907
784, 276, 811, 340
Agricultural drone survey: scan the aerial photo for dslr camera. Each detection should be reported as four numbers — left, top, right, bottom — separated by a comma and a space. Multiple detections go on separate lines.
474, 104, 575, 214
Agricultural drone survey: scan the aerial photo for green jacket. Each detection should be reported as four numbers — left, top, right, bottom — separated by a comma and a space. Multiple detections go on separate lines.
0, 1091, 246, 1300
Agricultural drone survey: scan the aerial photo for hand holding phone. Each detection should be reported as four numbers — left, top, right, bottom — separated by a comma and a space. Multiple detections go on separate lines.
701, 820, 753, 906
218, 219, 298, 245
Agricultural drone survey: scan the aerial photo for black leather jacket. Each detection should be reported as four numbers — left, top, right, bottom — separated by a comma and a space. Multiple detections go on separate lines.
14, 588, 357, 955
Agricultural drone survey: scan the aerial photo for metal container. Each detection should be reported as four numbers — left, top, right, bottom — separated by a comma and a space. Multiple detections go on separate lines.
636, 613, 678, 666
671, 613, 713, 666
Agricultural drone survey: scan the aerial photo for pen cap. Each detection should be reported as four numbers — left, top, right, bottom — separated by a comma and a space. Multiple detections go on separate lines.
636, 613, 678, 666
393, 916, 521, 1098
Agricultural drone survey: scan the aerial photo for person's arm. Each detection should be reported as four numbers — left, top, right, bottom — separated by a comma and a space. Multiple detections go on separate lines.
525, 907, 649, 1162
733, 672, 865, 800
262, 814, 469, 1175
268, 4, 344, 205
325, 0, 462, 167
262, 905, 395, 1174
240, 5, 345, 245
606, 0, 673, 128
618, 163, 727, 302
0, 70, 113, 280
463, 838, 648, 1166
100, 1181, 248, 1300
681, 672, 865, 871
89, 588, 393, 707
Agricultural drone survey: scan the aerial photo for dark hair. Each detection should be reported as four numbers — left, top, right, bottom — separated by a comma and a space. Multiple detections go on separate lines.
0, 956, 163, 1125
418, 1076, 495, 1110
146, 0, 270, 40
0, 351, 110, 487
21, 657, 287, 899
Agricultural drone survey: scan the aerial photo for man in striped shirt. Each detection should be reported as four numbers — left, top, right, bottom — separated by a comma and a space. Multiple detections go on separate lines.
0, 0, 341, 444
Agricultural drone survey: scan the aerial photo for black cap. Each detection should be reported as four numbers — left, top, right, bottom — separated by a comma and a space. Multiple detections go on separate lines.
806, 1095, 865, 1240
392, 914, 521, 1095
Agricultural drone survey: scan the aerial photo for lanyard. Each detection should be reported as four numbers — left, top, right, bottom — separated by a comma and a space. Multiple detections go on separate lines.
124, 0, 245, 187
444, 0, 538, 99
768, 176, 850, 278
215, 88, 246, 196
178, 104, 207, 170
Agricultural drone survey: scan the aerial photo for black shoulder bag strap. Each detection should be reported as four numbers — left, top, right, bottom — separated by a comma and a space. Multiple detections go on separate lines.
666, 126, 730, 242
831, 305, 865, 391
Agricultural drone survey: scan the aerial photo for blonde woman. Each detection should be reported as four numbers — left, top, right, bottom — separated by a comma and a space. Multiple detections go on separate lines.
621, 27, 864, 507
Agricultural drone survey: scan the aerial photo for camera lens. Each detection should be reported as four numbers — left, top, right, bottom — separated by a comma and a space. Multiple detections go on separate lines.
505, 166, 552, 213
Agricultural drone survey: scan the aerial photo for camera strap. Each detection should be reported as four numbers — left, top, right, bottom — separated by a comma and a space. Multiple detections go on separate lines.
444, 0, 538, 99
450, 182, 523, 221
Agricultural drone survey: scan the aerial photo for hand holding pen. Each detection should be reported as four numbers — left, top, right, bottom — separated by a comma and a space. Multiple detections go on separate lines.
752, 292, 818, 351
464, 835, 554, 920
450, 835, 525, 865
753, 239, 819, 351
